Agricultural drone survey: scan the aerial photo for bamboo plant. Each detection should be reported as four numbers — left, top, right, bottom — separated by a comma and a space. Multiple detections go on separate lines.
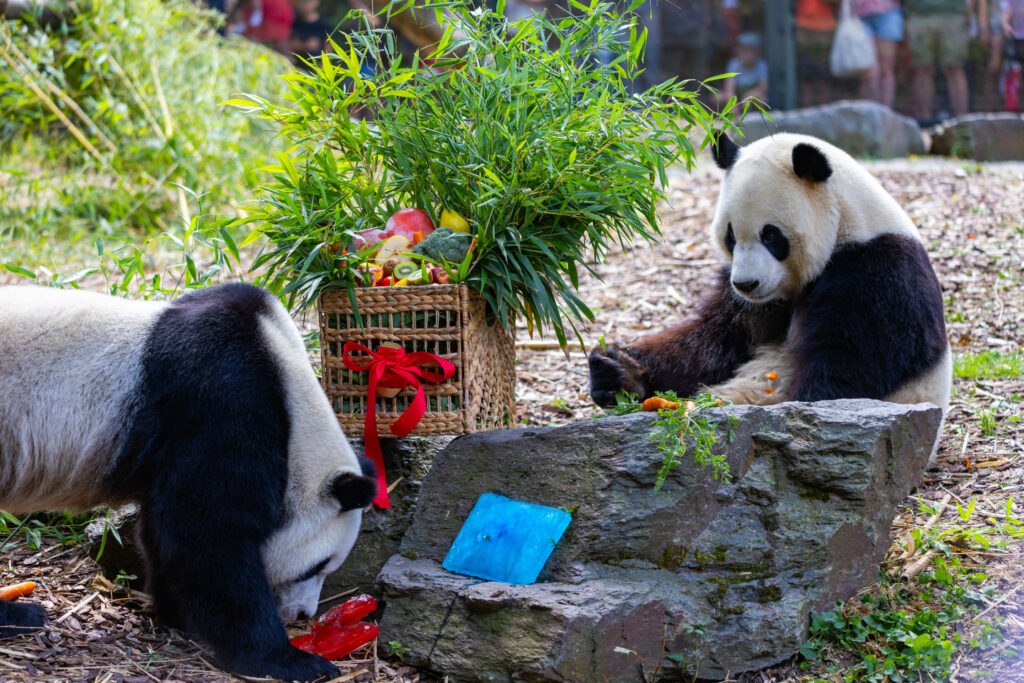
231, 0, 753, 344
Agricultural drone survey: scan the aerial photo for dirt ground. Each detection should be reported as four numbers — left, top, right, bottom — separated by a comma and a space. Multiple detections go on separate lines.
1, 157, 1022, 682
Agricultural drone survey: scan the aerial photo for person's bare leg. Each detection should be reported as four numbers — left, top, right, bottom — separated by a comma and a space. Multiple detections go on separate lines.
912, 66, 935, 120
944, 66, 969, 116
876, 38, 898, 108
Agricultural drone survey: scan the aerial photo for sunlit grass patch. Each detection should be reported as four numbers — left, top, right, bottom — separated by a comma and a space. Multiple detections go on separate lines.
954, 351, 1023, 380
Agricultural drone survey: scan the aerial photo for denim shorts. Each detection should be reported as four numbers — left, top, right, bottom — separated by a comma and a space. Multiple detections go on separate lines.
860, 9, 904, 42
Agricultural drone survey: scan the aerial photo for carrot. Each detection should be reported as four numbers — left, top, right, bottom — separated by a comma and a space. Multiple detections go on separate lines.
0, 582, 36, 601
412, 230, 425, 245
765, 386, 775, 395
642, 397, 679, 412
714, 399, 725, 406
684, 400, 696, 413
765, 372, 778, 381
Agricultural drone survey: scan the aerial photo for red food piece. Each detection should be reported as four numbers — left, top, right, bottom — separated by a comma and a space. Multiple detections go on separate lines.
290, 633, 315, 653
377, 276, 393, 287
385, 208, 435, 242
315, 621, 380, 660
313, 594, 378, 634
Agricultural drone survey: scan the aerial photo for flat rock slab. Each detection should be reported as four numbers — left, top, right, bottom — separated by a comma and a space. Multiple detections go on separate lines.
930, 114, 1024, 161
377, 400, 942, 681
739, 100, 925, 158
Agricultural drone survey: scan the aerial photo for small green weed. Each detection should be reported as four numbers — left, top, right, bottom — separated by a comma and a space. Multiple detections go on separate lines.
387, 640, 410, 660
607, 391, 735, 487
978, 408, 998, 437
0, 510, 94, 551
954, 351, 1023, 380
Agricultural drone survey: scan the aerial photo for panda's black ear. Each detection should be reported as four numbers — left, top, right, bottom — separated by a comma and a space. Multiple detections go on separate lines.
330, 470, 377, 512
711, 131, 740, 170
792, 143, 833, 182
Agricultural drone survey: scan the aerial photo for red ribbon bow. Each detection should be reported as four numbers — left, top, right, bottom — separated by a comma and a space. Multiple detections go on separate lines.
341, 342, 456, 508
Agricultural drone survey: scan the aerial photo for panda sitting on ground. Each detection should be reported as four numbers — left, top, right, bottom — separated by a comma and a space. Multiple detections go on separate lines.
0, 283, 376, 682
589, 132, 951, 431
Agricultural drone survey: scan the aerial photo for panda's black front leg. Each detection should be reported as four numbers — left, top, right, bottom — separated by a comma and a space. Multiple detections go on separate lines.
138, 486, 338, 682
0, 599, 46, 639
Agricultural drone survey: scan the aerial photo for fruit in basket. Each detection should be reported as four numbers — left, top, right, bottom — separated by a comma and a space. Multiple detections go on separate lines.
374, 235, 412, 265
353, 227, 388, 252
412, 227, 472, 264
392, 261, 422, 282
385, 208, 435, 242
438, 209, 470, 233
430, 268, 451, 284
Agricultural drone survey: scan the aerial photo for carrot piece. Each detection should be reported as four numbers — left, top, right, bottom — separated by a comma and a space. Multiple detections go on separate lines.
0, 582, 36, 601
412, 230, 425, 245
765, 386, 775, 395
765, 372, 778, 381
642, 397, 680, 412
714, 399, 725, 406
684, 400, 696, 413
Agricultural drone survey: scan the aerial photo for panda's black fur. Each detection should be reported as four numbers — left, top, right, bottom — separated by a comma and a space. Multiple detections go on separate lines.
589, 133, 952, 424
0, 283, 375, 681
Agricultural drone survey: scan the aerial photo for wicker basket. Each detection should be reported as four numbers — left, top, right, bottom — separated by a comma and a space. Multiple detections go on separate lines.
318, 283, 516, 437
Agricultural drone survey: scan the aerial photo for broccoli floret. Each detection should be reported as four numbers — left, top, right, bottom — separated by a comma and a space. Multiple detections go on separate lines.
412, 227, 473, 264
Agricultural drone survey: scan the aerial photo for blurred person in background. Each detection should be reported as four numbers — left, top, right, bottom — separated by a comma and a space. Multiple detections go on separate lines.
905, 0, 970, 121
716, 31, 769, 105
975, 0, 1006, 110
853, 0, 902, 108
291, 0, 329, 64
241, 0, 295, 56
1004, 0, 1024, 110
794, 0, 837, 106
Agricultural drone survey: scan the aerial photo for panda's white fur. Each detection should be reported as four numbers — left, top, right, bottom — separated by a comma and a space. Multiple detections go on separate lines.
0, 284, 374, 680
705, 133, 951, 416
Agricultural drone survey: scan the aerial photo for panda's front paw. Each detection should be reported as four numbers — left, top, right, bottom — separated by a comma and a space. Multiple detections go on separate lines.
0, 601, 47, 639
231, 647, 339, 682
588, 344, 647, 408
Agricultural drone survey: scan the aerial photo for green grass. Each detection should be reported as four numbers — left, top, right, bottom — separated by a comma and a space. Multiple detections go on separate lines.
954, 351, 1024, 380
0, 0, 287, 272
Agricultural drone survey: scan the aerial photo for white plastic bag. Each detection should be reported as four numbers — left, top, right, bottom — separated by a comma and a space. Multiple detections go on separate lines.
830, 0, 876, 77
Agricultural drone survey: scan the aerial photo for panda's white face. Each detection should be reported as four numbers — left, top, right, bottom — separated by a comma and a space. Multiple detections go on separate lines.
263, 497, 363, 622
710, 135, 840, 302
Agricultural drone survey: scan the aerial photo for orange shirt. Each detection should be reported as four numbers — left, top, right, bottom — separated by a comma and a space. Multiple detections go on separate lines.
796, 0, 837, 32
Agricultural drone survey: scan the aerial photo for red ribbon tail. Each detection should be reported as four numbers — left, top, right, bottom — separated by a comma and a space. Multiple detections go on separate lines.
365, 365, 391, 509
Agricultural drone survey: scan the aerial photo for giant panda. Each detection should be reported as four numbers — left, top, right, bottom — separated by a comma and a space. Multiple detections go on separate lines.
0, 283, 377, 682
589, 132, 951, 435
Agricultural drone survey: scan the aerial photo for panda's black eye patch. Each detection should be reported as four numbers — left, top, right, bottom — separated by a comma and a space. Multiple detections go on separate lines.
295, 557, 331, 583
724, 223, 736, 253
760, 224, 789, 261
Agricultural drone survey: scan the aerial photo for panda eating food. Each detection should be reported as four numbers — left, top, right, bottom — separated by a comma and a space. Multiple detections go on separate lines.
589, 132, 951, 435
0, 283, 376, 682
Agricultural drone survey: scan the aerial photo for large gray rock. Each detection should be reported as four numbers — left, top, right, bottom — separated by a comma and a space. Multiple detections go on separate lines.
377, 400, 942, 681
739, 100, 926, 158
929, 113, 1024, 161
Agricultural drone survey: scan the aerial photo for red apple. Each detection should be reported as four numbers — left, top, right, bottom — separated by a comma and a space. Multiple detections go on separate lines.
385, 208, 435, 242
353, 228, 388, 253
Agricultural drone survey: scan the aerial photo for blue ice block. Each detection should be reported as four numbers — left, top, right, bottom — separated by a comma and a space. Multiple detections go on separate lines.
442, 493, 572, 585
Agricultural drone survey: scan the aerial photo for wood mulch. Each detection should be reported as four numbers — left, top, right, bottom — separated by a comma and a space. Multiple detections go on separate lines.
1, 156, 1022, 682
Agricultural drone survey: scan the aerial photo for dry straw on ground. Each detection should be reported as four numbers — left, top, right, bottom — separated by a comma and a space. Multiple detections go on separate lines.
1, 157, 1022, 682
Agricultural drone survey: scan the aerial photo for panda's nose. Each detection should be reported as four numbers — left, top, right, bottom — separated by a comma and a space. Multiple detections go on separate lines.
297, 609, 311, 622
733, 279, 760, 293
